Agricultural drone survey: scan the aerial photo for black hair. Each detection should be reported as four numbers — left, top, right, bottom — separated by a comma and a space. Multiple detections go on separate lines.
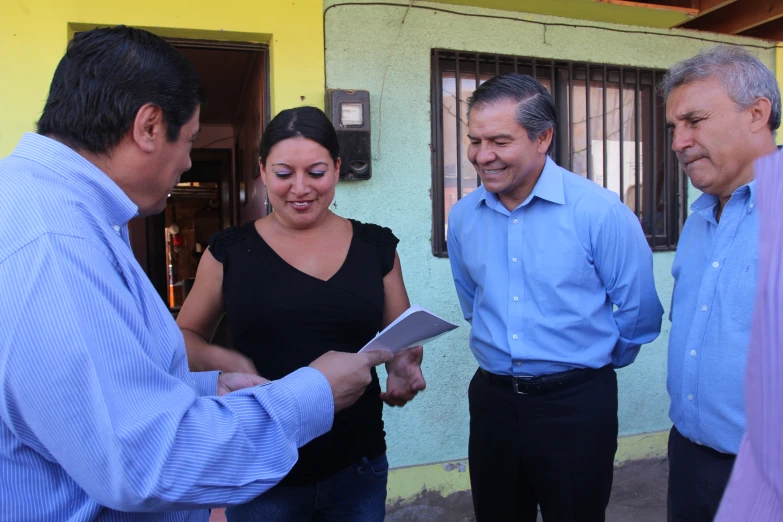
467, 73, 558, 153
37, 25, 205, 154
260, 106, 340, 166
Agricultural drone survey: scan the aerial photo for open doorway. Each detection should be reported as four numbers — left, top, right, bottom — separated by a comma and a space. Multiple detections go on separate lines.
128, 40, 269, 312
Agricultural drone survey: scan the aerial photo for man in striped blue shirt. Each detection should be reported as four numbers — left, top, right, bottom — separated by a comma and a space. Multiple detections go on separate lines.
0, 26, 391, 522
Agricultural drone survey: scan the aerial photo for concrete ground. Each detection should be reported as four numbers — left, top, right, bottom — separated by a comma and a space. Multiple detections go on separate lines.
210, 458, 668, 522
385, 458, 669, 522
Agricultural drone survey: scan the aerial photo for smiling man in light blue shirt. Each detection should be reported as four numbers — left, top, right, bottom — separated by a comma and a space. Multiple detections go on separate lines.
662, 46, 781, 522
448, 73, 663, 522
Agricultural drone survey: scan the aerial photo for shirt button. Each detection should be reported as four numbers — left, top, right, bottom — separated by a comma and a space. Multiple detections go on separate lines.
513, 296, 519, 302
701, 305, 708, 312
513, 219, 519, 224
712, 262, 719, 268
690, 350, 697, 357
512, 334, 519, 340
512, 257, 518, 263
687, 394, 694, 401
749, 203, 755, 209
113, 225, 120, 232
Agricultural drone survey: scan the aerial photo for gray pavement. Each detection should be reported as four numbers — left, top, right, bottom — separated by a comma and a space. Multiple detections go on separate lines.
385, 458, 669, 522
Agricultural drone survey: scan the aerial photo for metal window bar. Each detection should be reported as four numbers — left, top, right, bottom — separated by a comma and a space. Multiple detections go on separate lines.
475, 58, 481, 94
475, 56, 482, 188
568, 62, 574, 172
455, 54, 463, 202
586, 65, 592, 181
619, 67, 625, 206
678, 150, 686, 245
649, 71, 657, 249
430, 50, 444, 256
664, 116, 671, 250
602, 66, 608, 189
550, 61, 557, 161
634, 69, 641, 222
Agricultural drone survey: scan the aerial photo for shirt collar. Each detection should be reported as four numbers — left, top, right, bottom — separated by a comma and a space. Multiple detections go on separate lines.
475, 155, 565, 211
689, 179, 757, 222
11, 133, 139, 227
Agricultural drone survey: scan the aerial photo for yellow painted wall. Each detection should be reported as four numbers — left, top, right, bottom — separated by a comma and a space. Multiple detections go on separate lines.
0, 0, 325, 156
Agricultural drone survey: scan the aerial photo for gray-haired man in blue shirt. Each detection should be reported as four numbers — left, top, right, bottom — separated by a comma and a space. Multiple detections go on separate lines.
663, 45, 780, 522
448, 73, 663, 522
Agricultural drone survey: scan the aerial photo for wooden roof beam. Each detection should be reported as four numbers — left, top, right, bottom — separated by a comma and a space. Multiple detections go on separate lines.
681, 0, 783, 34
597, 0, 697, 14
740, 16, 783, 41
695, 0, 738, 16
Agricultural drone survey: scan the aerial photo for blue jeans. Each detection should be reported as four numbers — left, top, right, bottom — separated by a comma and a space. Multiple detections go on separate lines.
226, 454, 388, 522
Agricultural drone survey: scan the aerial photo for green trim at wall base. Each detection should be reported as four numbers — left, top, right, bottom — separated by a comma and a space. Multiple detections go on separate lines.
386, 429, 670, 504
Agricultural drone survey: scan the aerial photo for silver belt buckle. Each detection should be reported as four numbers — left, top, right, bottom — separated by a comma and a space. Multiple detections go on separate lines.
512, 375, 534, 395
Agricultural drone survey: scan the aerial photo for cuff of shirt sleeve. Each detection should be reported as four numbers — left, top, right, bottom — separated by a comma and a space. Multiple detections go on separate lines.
190, 370, 221, 396
272, 367, 334, 447
611, 342, 640, 368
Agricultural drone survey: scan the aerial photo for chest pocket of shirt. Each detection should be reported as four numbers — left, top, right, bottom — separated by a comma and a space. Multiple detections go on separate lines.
532, 254, 589, 317
730, 254, 758, 327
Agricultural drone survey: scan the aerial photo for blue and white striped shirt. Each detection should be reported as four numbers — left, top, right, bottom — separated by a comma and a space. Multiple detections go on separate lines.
0, 133, 334, 521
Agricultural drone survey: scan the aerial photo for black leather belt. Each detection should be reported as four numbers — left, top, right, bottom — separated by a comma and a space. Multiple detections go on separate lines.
479, 365, 611, 395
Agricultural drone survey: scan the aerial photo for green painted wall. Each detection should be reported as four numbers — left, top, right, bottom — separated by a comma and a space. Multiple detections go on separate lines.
324, 0, 775, 469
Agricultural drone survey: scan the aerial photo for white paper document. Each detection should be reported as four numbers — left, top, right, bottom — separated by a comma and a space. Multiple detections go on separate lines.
359, 305, 459, 355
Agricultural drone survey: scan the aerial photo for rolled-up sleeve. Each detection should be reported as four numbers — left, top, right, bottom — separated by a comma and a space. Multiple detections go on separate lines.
593, 203, 664, 367
191, 370, 220, 396
0, 234, 334, 513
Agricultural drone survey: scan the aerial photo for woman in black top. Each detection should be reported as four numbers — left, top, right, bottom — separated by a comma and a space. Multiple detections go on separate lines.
176, 106, 425, 522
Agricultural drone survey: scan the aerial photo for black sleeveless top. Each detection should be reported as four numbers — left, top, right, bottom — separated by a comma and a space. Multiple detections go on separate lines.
208, 218, 399, 485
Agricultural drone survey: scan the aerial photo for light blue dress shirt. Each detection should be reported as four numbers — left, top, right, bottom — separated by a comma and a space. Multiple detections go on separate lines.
668, 181, 758, 455
448, 156, 663, 376
0, 133, 334, 521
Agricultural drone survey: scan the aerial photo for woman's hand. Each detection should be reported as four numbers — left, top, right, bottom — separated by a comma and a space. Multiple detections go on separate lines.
380, 346, 426, 407
217, 372, 269, 396
213, 346, 259, 375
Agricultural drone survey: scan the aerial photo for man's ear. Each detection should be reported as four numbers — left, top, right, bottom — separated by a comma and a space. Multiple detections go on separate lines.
748, 96, 773, 134
131, 103, 165, 153
536, 127, 554, 154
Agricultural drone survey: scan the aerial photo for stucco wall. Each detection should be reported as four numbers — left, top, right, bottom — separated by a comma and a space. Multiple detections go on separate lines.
324, 0, 775, 469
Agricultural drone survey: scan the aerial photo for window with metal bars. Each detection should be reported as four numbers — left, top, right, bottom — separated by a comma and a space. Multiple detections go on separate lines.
430, 50, 688, 257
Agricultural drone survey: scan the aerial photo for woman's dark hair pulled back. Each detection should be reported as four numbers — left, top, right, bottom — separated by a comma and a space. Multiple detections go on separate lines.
260, 106, 340, 166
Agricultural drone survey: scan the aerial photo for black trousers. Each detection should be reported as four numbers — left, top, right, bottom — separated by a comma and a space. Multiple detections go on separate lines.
468, 367, 618, 522
667, 426, 736, 522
